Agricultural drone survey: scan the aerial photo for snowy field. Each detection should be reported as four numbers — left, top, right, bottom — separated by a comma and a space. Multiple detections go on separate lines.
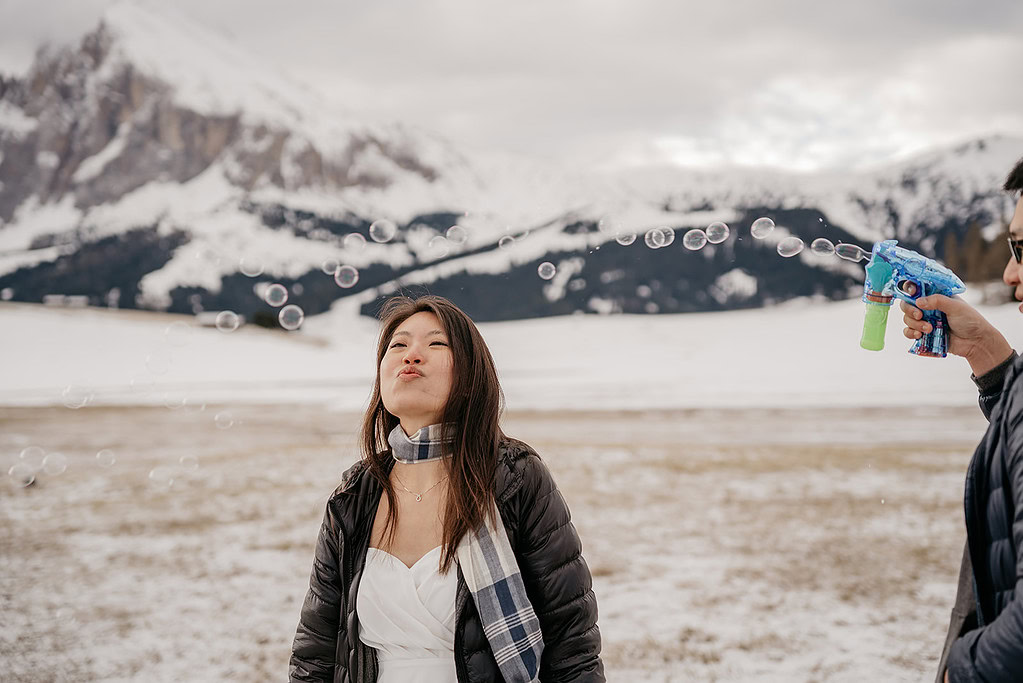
1, 300, 1019, 681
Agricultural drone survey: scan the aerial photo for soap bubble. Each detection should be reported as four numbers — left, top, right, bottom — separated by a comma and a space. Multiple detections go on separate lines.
215, 311, 241, 333
148, 467, 175, 489
61, 385, 91, 409
334, 265, 359, 288
498, 235, 515, 250
810, 238, 835, 256
777, 237, 805, 258
428, 236, 450, 258
615, 232, 637, 246
129, 375, 156, 396
369, 219, 397, 243
343, 233, 367, 252
264, 284, 288, 307
659, 227, 676, 247
751, 217, 775, 239
8, 463, 35, 487
239, 257, 264, 277
214, 412, 234, 430
321, 258, 340, 275
644, 229, 667, 249
145, 350, 172, 375
597, 218, 619, 235
179, 454, 199, 472
19, 446, 45, 470
42, 452, 67, 475
162, 392, 187, 410
683, 229, 708, 251
95, 449, 116, 468
706, 222, 730, 244
279, 304, 304, 331
538, 262, 557, 280
445, 226, 468, 245
835, 243, 870, 263
164, 321, 192, 347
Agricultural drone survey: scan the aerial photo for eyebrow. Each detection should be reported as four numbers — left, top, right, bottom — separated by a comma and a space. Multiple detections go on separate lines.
391, 329, 446, 338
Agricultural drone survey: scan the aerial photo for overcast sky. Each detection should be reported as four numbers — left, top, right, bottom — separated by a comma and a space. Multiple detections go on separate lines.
2, 0, 1022, 171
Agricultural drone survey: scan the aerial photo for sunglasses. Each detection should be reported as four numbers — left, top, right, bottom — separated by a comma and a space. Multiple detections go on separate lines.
1010, 236, 1023, 264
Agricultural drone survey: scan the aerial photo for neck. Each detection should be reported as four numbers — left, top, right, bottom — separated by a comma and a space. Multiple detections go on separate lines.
399, 415, 440, 437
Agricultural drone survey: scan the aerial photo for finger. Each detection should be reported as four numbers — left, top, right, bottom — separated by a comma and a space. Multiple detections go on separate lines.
914, 293, 958, 312
899, 300, 924, 320
902, 282, 918, 297
902, 313, 930, 332
903, 327, 923, 340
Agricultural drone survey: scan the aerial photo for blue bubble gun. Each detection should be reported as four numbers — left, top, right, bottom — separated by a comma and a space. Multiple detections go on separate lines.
859, 239, 966, 357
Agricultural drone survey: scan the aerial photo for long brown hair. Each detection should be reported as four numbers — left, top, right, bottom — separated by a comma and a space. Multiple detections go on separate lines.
360, 295, 505, 572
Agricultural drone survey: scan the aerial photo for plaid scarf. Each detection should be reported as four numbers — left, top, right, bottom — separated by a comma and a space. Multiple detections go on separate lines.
387, 424, 545, 682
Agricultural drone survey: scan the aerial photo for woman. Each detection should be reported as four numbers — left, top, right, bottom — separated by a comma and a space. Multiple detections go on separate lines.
289, 295, 604, 683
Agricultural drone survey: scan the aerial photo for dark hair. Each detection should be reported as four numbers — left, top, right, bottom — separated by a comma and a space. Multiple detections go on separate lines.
360, 295, 505, 572
1005, 156, 1023, 194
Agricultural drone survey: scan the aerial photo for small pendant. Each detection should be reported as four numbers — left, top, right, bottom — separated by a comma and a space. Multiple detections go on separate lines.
415, 494, 422, 502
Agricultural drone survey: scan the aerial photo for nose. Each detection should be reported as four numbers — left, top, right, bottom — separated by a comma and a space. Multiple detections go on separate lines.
402, 347, 424, 364
1004, 255, 1021, 288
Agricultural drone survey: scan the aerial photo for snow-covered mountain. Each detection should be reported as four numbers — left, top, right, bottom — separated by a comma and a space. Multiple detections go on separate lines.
0, 2, 1020, 323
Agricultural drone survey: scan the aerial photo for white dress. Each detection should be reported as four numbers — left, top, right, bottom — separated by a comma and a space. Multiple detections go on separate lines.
357, 546, 458, 683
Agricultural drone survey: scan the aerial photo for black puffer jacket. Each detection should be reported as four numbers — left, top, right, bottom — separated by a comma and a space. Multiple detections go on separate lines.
946, 351, 1023, 682
289, 438, 605, 683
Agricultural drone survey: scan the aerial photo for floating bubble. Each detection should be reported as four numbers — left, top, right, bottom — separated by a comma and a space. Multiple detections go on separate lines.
1, 287, 13, 301
129, 375, 156, 396
42, 452, 67, 475
61, 385, 91, 409
644, 229, 667, 249
706, 222, 730, 244
239, 257, 264, 277
279, 304, 304, 331
597, 218, 619, 235
538, 262, 557, 280
369, 219, 397, 243
263, 284, 288, 307
615, 232, 637, 246
95, 449, 116, 468
179, 454, 199, 472
835, 243, 870, 263
343, 233, 367, 252
162, 392, 187, 410
334, 265, 359, 288
8, 463, 35, 487
428, 236, 450, 258
445, 226, 468, 245
54, 606, 77, 624
777, 237, 805, 258
215, 311, 241, 333
164, 321, 192, 347
751, 217, 776, 239
148, 467, 174, 489
321, 258, 340, 276
214, 412, 234, 430
19, 446, 45, 470
683, 229, 708, 251
498, 235, 515, 250
659, 227, 676, 247
810, 238, 835, 256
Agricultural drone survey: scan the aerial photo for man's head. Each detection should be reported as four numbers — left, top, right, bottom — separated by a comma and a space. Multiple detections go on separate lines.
1004, 156, 1023, 311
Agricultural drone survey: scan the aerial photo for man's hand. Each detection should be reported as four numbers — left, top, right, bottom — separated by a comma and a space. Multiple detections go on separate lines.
900, 291, 1013, 376
945, 669, 950, 683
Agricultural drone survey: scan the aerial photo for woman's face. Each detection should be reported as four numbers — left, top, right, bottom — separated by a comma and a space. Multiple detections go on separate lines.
379, 312, 454, 429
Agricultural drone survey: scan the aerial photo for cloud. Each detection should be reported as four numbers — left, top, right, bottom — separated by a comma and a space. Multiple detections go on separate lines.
1, 0, 1021, 170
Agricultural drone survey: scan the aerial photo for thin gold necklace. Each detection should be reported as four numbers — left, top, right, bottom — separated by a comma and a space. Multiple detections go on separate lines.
394, 472, 448, 502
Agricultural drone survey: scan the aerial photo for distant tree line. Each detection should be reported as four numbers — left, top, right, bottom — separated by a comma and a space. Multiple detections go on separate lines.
942, 220, 1011, 283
